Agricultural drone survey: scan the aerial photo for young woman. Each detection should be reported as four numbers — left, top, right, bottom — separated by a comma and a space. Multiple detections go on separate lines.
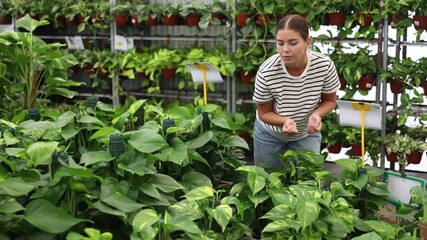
252, 14, 340, 171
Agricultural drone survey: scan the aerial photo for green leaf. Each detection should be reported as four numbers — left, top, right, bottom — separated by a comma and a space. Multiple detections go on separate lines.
210, 117, 231, 130
128, 129, 167, 153
26, 141, 59, 167
247, 191, 270, 208
166, 138, 188, 165
54, 111, 75, 128
207, 205, 233, 233
150, 173, 185, 193
165, 212, 202, 235
92, 201, 126, 218
16, 14, 49, 32
80, 151, 115, 166
180, 171, 213, 192
262, 219, 301, 233
24, 199, 88, 234
222, 135, 249, 149
296, 199, 320, 230
184, 186, 215, 200
89, 127, 118, 140
139, 183, 161, 199
132, 209, 161, 233
261, 204, 295, 221
363, 220, 396, 239
247, 172, 265, 195
128, 99, 147, 115
79, 115, 105, 127
187, 131, 213, 149
335, 158, 358, 173
102, 192, 145, 213
0, 197, 25, 213
351, 173, 369, 190
0, 177, 35, 197
351, 231, 383, 240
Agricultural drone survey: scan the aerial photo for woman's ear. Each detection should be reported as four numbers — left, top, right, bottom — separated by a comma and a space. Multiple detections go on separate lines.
306, 37, 312, 49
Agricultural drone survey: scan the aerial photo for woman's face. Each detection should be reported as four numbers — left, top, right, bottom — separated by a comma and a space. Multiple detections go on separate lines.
276, 29, 310, 69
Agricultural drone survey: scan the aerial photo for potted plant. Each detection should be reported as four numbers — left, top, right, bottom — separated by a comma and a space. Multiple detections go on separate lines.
352, 0, 380, 27
406, 0, 427, 30
416, 57, 427, 95
324, 0, 353, 27
180, 1, 211, 28
379, 57, 420, 94
249, 0, 278, 27
321, 111, 346, 153
110, 2, 131, 26
129, 2, 147, 27
288, 0, 327, 30
0, 2, 12, 24
233, 0, 253, 27
162, 2, 182, 26
382, 0, 413, 32
146, 3, 163, 26
410, 186, 427, 239
234, 44, 266, 85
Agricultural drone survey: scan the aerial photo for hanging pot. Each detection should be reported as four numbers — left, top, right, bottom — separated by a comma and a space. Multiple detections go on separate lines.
130, 14, 141, 26
413, 15, 427, 30
114, 14, 128, 26
240, 71, 255, 85
406, 151, 423, 164
422, 80, 427, 96
162, 68, 176, 80
358, 75, 375, 91
356, 12, 373, 27
236, 13, 251, 27
147, 15, 158, 26
386, 152, 398, 163
256, 13, 273, 27
327, 12, 346, 27
388, 78, 404, 94
351, 143, 362, 156
0, 14, 12, 24
163, 14, 179, 26
339, 75, 347, 90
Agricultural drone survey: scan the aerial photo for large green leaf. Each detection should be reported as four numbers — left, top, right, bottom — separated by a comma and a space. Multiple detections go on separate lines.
296, 199, 320, 230
89, 127, 118, 140
247, 172, 266, 195
16, 14, 49, 32
128, 129, 167, 153
128, 99, 147, 115
132, 209, 161, 233
247, 191, 270, 208
79, 115, 105, 127
26, 141, 59, 167
102, 192, 145, 213
262, 219, 301, 233
0, 196, 25, 213
335, 158, 358, 173
92, 201, 126, 218
222, 135, 249, 149
166, 138, 188, 165
139, 184, 161, 199
80, 151, 115, 166
184, 186, 215, 200
165, 212, 202, 235
180, 171, 212, 192
261, 204, 295, 222
24, 199, 87, 234
207, 205, 232, 233
351, 231, 383, 240
54, 111, 75, 128
169, 199, 204, 221
150, 173, 185, 193
187, 131, 213, 149
210, 117, 230, 130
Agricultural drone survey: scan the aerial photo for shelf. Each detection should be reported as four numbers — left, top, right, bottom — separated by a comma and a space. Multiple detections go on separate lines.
125, 35, 229, 42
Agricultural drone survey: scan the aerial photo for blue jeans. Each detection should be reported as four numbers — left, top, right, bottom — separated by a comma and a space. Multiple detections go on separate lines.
253, 118, 321, 171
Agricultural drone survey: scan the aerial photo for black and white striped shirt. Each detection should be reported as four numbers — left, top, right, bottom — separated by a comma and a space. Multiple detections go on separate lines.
252, 50, 340, 141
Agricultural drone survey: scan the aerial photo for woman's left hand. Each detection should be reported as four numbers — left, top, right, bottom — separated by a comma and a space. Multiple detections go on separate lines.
307, 113, 322, 133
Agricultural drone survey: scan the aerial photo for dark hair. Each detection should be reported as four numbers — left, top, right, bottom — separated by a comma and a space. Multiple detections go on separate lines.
277, 14, 309, 40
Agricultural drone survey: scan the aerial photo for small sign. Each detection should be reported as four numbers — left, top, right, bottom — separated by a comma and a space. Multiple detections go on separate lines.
185, 62, 223, 83
65, 36, 85, 50
0, 24, 15, 32
337, 100, 382, 130
384, 171, 425, 207
114, 35, 133, 51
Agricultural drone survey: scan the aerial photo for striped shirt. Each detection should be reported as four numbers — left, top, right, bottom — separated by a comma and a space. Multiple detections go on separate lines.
252, 50, 340, 141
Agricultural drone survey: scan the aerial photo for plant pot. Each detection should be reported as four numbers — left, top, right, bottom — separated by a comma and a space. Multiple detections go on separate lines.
211, 13, 226, 25
351, 143, 362, 156
130, 14, 141, 26
327, 12, 346, 27
98, 68, 109, 78
55, 16, 66, 27
328, 142, 342, 154
236, 13, 251, 27
413, 15, 427, 30
256, 13, 273, 27
163, 14, 179, 26
386, 152, 398, 163
90, 14, 102, 25
388, 78, 404, 94
136, 71, 146, 78
185, 14, 201, 27
66, 16, 79, 27
147, 16, 158, 26
83, 65, 95, 76
69, 65, 80, 74
240, 71, 255, 85
406, 151, 423, 164
358, 75, 375, 91
114, 14, 128, 26
356, 12, 373, 27
162, 68, 176, 80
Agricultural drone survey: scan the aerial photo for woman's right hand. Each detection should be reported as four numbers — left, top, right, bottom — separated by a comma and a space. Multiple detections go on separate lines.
282, 118, 298, 134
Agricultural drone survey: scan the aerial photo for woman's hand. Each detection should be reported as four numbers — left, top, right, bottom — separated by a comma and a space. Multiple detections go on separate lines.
307, 113, 322, 133
282, 118, 298, 134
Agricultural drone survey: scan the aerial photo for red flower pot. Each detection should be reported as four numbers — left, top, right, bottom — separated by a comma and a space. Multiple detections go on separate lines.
327, 12, 346, 27
386, 152, 398, 163
356, 12, 373, 27
328, 142, 342, 154
69, 65, 80, 74
413, 15, 427, 30
185, 14, 201, 27
358, 75, 375, 91
236, 13, 251, 27
422, 81, 427, 96
130, 14, 141, 26
163, 14, 179, 26
0, 14, 12, 24
256, 13, 273, 27
339, 75, 347, 90
407, 151, 423, 164
211, 13, 226, 25
98, 68, 109, 78
114, 14, 128, 26
136, 71, 146, 78
83, 65, 95, 76
147, 16, 158, 26
240, 71, 255, 85
351, 143, 362, 156
162, 68, 176, 80
388, 78, 404, 94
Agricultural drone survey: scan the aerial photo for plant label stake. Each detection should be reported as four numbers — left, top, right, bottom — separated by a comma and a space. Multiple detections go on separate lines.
185, 62, 223, 105
337, 100, 382, 168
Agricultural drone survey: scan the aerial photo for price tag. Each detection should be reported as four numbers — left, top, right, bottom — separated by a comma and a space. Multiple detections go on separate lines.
114, 35, 133, 51
65, 36, 85, 50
